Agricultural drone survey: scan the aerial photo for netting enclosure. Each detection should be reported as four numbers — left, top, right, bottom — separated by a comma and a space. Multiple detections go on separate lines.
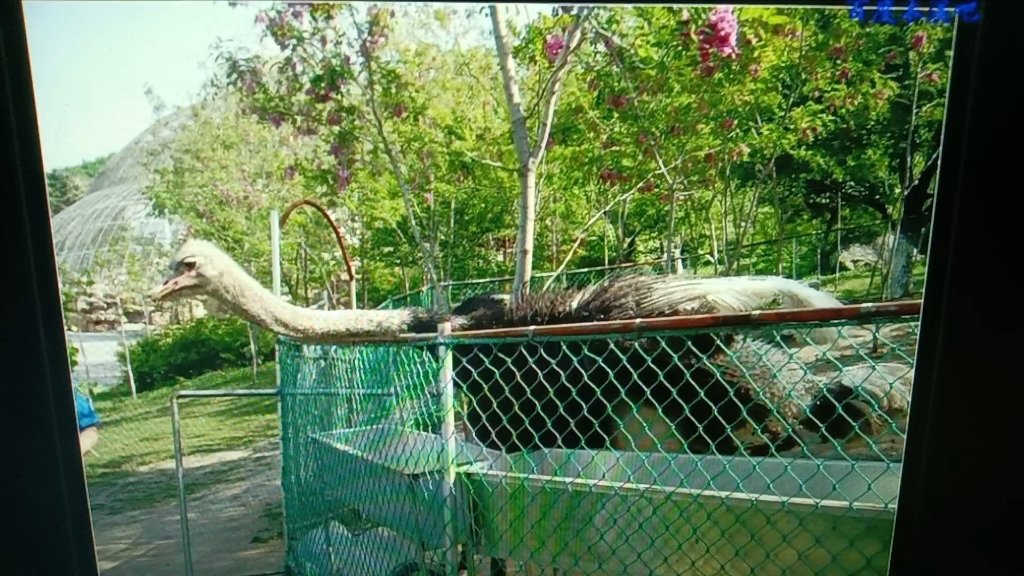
279, 304, 917, 576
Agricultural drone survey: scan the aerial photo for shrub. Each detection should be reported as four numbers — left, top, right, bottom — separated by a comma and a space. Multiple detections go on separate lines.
118, 316, 276, 393
67, 338, 80, 370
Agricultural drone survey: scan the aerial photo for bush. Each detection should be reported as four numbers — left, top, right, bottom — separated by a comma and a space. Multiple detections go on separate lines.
67, 338, 79, 371
118, 316, 277, 393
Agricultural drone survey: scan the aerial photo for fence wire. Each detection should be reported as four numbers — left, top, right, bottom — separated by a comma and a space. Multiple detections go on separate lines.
279, 313, 917, 576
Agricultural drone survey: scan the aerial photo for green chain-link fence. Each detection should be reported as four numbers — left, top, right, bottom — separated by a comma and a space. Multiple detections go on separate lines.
279, 307, 917, 576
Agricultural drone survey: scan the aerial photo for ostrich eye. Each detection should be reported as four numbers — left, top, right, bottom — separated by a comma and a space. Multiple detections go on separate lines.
181, 260, 197, 272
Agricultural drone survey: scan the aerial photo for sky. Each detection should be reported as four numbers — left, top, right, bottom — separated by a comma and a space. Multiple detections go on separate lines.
22, 1, 552, 172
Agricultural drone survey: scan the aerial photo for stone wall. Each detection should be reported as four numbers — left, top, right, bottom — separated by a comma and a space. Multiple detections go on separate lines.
63, 282, 209, 333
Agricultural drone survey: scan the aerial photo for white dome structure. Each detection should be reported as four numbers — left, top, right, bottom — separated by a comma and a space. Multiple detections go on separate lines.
50, 106, 196, 276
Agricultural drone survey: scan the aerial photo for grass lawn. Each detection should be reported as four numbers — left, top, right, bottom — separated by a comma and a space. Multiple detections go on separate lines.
85, 363, 280, 513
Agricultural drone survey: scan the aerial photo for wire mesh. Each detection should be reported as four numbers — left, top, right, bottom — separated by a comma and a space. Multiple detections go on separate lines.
278, 311, 917, 576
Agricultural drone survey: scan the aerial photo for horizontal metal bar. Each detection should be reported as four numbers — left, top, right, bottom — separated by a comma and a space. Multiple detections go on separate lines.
285, 301, 921, 346
172, 389, 280, 400
280, 388, 409, 397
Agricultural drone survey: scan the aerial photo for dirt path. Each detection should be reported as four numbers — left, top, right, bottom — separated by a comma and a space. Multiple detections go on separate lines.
89, 440, 286, 576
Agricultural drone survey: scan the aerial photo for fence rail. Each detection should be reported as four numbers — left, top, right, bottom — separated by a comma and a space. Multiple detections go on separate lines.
377, 222, 913, 312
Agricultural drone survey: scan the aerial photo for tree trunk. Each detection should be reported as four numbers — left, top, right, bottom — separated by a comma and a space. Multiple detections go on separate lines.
490, 4, 591, 307
885, 149, 939, 299
247, 323, 259, 386
885, 236, 915, 300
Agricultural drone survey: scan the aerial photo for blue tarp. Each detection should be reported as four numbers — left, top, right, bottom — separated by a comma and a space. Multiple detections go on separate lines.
74, 389, 100, 431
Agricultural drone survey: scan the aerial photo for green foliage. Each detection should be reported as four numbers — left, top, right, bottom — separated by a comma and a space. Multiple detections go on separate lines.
45, 153, 113, 215
117, 316, 275, 393
145, 5, 950, 307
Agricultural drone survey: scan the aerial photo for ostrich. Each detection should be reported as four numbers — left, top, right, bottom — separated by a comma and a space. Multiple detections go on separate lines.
153, 239, 910, 459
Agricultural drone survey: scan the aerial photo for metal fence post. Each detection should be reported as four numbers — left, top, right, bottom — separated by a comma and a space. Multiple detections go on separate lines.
270, 211, 290, 555
171, 392, 194, 576
437, 321, 460, 576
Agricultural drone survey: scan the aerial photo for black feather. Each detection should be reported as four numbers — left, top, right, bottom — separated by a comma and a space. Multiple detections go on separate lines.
418, 272, 839, 456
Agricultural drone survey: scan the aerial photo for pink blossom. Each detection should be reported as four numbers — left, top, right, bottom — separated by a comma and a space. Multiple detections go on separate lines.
392, 103, 407, 119
284, 166, 296, 180
544, 34, 565, 64
698, 6, 739, 60
330, 143, 342, 159
838, 67, 851, 82
911, 31, 928, 52
925, 71, 941, 83
255, 13, 268, 25
243, 77, 256, 94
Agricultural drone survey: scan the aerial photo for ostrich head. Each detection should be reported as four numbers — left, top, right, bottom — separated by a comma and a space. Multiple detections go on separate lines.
152, 239, 230, 302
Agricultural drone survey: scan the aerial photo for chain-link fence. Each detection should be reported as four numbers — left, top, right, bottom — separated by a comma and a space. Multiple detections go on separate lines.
377, 223, 919, 312
278, 303, 918, 576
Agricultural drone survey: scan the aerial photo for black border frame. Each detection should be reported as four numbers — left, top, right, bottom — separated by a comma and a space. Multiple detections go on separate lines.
0, 1, 1018, 574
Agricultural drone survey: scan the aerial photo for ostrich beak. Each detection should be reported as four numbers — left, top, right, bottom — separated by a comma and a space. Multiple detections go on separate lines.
152, 271, 198, 302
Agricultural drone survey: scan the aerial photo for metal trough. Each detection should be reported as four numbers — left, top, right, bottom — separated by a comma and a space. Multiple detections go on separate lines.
308, 424, 901, 576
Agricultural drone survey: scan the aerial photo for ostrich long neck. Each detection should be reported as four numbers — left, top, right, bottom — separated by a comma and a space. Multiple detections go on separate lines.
210, 263, 424, 341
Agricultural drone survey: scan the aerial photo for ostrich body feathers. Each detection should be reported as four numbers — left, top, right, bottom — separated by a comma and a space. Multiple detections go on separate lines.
160, 239, 911, 460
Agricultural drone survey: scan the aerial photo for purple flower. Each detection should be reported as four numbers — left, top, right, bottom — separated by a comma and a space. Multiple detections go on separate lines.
544, 34, 565, 63
284, 165, 296, 180
269, 114, 283, 128
329, 142, 342, 159
392, 103, 407, 119
336, 167, 351, 193
243, 77, 256, 94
